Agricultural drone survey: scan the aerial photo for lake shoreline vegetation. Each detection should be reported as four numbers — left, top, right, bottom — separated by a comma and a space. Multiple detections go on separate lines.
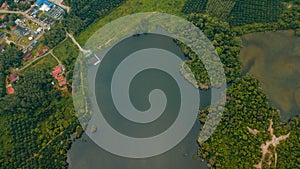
181, 0, 300, 168
0, 0, 299, 168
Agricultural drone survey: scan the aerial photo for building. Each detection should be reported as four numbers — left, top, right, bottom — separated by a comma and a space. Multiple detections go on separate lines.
37, 0, 54, 7
14, 19, 22, 25
34, 27, 43, 35
51, 65, 67, 86
1, 2, 7, 8
0, 23, 7, 29
36, 48, 48, 57
36, 0, 65, 19
0, 33, 5, 39
1, 14, 6, 20
28, 6, 39, 17
40, 4, 51, 12
6, 84, 15, 95
51, 65, 63, 78
46, 5, 65, 19
0, 44, 5, 52
58, 79, 67, 86
28, 40, 39, 50
14, 26, 30, 37
9, 73, 19, 83
56, 75, 67, 86
23, 53, 32, 62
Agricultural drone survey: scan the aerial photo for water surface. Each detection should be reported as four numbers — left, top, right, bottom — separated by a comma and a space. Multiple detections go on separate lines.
240, 30, 300, 121
68, 34, 209, 169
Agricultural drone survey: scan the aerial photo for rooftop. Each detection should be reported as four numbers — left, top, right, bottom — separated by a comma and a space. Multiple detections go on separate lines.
37, 0, 54, 7
52, 65, 63, 78
7, 85, 15, 95
23, 53, 32, 62
9, 73, 19, 83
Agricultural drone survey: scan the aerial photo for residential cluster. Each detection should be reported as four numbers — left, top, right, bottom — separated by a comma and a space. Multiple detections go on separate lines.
0, 0, 69, 95
6, 72, 19, 95
51, 65, 67, 87
0, 0, 65, 55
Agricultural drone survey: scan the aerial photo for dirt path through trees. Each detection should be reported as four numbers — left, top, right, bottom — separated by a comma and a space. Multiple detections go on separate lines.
250, 119, 290, 169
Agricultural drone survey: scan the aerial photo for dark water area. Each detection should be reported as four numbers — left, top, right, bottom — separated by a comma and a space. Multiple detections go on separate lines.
67, 121, 207, 169
240, 30, 300, 121
68, 33, 210, 169
68, 90, 211, 169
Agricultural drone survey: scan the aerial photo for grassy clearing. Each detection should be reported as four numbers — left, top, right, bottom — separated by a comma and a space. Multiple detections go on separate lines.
19, 35, 32, 46
52, 38, 79, 71
31, 43, 46, 56
49, 0, 187, 73
24, 54, 57, 74
76, 0, 186, 45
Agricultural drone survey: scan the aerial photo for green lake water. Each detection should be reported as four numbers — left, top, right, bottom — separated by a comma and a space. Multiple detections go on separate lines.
240, 30, 300, 121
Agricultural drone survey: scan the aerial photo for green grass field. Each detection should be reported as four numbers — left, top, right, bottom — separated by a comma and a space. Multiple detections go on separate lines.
52, 38, 79, 71
76, 0, 186, 45
24, 54, 57, 74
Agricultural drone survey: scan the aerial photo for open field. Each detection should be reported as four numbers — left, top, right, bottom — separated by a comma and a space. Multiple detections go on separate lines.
52, 38, 79, 70
76, 0, 186, 45
23, 54, 57, 74
19, 34, 32, 46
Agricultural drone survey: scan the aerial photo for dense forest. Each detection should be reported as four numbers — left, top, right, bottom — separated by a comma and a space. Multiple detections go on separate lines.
0, 67, 82, 168
0, 1, 127, 168
0, 44, 23, 97
178, 14, 242, 86
62, 0, 125, 35
180, 0, 300, 168
42, 23, 66, 48
0, 0, 299, 168
197, 75, 300, 168
182, 0, 208, 14
229, 0, 283, 26
0, 0, 34, 11
0, 44, 23, 71
182, 0, 288, 26
0, 57, 4, 97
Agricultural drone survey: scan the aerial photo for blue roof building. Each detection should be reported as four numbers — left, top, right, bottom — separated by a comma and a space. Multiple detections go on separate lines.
36, 0, 46, 6
37, 0, 54, 7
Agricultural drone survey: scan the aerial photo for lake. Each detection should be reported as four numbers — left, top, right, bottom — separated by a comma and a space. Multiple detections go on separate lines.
240, 30, 300, 121
68, 33, 210, 169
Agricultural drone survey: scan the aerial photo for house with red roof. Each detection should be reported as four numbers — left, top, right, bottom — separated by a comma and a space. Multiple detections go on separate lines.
58, 77, 67, 86
55, 75, 64, 81
36, 48, 48, 57
9, 73, 19, 83
1, 2, 7, 9
1, 14, 6, 20
55, 75, 67, 86
7, 84, 14, 95
52, 65, 63, 78
23, 53, 32, 62
51, 65, 67, 87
